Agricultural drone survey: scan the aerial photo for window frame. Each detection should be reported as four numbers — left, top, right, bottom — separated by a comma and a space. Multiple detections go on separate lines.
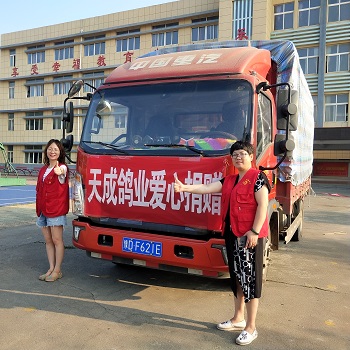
84, 35, 106, 56
191, 16, 219, 42
325, 93, 349, 122
10, 49, 16, 67
54, 40, 74, 60
298, 47, 319, 74
274, 2, 294, 30
83, 72, 105, 93
298, 0, 320, 27
53, 75, 73, 95
328, 0, 350, 22
326, 43, 350, 73
24, 145, 43, 164
9, 81, 15, 99
27, 45, 45, 64
8, 113, 14, 131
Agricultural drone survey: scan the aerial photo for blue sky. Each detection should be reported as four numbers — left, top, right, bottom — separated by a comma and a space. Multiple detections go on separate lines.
0, 0, 172, 35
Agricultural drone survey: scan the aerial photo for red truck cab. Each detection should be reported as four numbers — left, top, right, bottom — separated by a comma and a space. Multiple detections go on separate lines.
64, 41, 314, 279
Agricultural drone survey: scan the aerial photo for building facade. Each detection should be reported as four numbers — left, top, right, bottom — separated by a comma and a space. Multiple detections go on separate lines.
0, 0, 349, 178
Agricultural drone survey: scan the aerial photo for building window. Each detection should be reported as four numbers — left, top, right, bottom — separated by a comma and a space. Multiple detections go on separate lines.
10, 49, 16, 67
116, 29, 140, 52
298, 47, 319, 74
83, 72, 104, 93
25, 112, 44, 130
84, 35, 105, 56
9, 81, 15, 99
8, 113, 14, 131
274, 2, 294, 30
115, 107, 128, 128
232, 0, 253, 40
53, 111, 63, 130
326, 43, 350, 72
54, 40, 74, 60
298, 0, 320, 27
325, 94, 348, 122
26, 79, 44, 97
7, 145, 14, 163
328, 0, 350, 22
27, 45, 45, 64
192, 16, 218, 42
152, 23, 178, 47
25, 145, 42, 164
53, 75, 73, 95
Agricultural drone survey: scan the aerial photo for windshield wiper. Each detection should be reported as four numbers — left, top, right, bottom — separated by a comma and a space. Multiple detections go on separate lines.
144, 143, 206, 156
83, 141, 129, 154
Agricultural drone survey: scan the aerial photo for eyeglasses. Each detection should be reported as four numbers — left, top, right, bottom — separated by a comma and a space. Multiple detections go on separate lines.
47, 148, 60, 153
231, 152, 250, 159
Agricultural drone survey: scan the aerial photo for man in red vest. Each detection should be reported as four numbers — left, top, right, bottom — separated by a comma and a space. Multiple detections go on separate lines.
174, 141, 270, 346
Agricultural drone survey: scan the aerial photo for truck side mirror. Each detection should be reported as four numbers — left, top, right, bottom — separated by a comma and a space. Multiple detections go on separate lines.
61, 134, 74, 153
63, 101, 74, 134
277, 89, 298, 131
274, 134, 295, 157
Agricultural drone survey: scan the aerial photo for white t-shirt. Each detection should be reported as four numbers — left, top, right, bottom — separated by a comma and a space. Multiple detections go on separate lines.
43, 164, 67, 184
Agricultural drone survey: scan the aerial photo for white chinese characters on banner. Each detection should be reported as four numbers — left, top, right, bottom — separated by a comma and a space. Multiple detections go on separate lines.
129, 53, 222, 71
87, 167, 222, 215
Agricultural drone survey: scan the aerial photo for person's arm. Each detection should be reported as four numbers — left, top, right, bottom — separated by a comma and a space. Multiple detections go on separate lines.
174, 174, 222, 194
252, 185, 269, 233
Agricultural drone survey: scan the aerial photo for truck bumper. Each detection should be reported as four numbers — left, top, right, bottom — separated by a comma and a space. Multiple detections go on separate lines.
72, 219, 229, 278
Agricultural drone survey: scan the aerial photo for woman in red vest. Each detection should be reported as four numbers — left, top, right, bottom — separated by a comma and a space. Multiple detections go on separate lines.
174, 141, 270, 346
36, 139, 69, 282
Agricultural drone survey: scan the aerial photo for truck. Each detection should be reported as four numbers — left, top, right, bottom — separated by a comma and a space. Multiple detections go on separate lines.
61, 40, 314, 280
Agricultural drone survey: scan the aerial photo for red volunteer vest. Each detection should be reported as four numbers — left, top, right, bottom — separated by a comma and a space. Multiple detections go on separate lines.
221, 168, 268, 238
36, 164, 69, 218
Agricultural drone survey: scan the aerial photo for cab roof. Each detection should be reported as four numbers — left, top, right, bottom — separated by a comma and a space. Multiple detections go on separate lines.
104, 46, 271, 85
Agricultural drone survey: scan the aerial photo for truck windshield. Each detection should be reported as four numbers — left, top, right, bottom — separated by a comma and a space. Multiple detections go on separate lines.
81, 79, 252, 156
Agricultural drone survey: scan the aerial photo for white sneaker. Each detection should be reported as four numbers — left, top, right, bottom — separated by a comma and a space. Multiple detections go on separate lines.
235, 329, 258, 345
216, 319, 246, 331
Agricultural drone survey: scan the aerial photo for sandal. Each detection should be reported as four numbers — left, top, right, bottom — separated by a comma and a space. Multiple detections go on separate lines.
45, 271, 63, 282
39, 269, 53, 281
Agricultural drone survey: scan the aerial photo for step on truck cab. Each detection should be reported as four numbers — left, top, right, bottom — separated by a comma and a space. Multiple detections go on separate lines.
62, 40, 314, 279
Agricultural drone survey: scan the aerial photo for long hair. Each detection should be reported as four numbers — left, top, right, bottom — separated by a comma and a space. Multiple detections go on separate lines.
43, 139, 66, 166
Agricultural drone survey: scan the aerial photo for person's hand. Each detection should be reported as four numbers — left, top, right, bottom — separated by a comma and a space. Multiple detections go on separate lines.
245, 230, 259, 249
54, 161, 63, 176
174, 173, 184, 193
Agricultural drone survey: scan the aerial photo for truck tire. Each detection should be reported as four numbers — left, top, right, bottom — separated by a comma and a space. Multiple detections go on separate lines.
291, 199, 304, 241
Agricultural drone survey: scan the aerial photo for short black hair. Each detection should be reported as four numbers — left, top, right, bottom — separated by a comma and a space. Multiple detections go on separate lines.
230, 141, 254, 155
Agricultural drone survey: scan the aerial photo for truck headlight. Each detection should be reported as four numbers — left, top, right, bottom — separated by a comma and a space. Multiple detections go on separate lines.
72, 172, 85, 216
73, 225, 85, 241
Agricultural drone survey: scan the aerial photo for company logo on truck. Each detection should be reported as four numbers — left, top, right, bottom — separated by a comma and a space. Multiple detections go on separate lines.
129, 53, 222, 71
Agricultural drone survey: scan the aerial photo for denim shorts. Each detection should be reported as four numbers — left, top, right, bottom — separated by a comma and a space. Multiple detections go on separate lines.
36, 213, 67, 228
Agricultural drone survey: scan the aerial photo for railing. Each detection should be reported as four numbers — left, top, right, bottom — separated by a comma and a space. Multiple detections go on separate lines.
0, 166, 76, 179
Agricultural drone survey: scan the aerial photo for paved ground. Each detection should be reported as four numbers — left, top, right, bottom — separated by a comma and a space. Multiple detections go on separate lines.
0, 181, 349, 349
0, 185, 36, 206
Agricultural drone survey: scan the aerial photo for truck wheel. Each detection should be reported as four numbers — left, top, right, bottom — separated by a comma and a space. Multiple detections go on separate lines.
262, 228, 272, 282
291, 199, 304, 241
